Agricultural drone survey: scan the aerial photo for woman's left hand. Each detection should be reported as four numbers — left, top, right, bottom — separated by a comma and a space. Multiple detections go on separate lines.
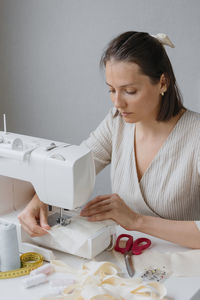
80, 193, 141, 231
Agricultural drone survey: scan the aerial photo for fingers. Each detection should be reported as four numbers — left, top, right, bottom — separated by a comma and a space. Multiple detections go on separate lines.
18, 194, 52, 237
82, 194, 112, 210
20, 220, 46, 237
18, 194, 51, 237
80, 194, 120, 220
40, 206, 51, 230
81, 198, 112, 217
87, 211, 114, 222
18, 210, 50, 237
80, 193, 136, 229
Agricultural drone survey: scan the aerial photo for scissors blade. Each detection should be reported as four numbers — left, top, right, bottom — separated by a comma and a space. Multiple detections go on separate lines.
124, 253, 135, 277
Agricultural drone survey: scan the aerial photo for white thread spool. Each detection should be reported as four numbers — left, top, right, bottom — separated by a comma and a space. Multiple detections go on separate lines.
23, 273, 48, 288
0, 222, 20, 272
30, 263, 54, 276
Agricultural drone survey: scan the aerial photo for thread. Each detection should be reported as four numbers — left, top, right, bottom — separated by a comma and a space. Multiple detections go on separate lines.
0, 252, 43, 279
0, 222, 20, 272
22, 273, 48, 288
30, 263, 54, 276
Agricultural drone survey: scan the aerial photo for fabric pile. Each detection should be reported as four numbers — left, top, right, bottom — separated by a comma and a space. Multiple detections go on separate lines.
40, 260, 168, 300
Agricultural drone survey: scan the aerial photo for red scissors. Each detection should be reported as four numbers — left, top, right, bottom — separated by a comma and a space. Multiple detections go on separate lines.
114, 234, 151, 277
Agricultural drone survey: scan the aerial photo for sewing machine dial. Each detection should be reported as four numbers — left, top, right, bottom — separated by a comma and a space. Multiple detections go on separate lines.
12, 138, 24, 151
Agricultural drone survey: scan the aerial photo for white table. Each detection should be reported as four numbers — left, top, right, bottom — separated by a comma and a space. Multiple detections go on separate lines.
0, 229, 200, 300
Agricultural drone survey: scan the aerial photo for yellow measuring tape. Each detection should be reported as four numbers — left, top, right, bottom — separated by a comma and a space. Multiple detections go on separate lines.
0, 252, 43, 279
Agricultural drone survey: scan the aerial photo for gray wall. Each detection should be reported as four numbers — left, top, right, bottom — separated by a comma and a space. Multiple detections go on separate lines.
0, 0, 200, 196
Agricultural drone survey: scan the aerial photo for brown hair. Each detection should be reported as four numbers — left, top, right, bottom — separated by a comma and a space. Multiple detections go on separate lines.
100, 31, 184, 121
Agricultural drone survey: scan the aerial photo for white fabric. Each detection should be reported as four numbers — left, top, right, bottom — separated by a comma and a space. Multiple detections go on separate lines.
82, 108, 200, 224
33, 217, 112, 254
113, 248, 200, 277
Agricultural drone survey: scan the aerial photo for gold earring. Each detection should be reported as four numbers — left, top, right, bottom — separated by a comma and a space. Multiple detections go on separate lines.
161, 92, 164, 96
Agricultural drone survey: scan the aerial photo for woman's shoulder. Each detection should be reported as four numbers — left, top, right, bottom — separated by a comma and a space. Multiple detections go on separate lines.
183, 110, 200, 150
185, 109, 200, 121
182, 109, 200, 130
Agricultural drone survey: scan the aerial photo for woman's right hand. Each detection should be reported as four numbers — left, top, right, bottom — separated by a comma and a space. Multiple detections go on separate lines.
18, 193, 50, 237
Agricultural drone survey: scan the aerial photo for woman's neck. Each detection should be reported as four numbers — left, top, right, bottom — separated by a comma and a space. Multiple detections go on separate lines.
135, 109, 186, 139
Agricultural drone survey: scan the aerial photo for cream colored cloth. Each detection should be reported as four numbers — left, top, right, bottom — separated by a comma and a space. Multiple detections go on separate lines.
113, 248, 200, 277
82, 108, 200, 226
33, 217, 113, 254
40, 260, 168, 300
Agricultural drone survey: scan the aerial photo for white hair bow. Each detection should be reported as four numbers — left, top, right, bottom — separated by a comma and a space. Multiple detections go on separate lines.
151, 33, 175, 48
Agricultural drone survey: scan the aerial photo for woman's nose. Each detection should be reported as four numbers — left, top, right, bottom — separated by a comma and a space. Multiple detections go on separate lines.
113, 93, 126, 109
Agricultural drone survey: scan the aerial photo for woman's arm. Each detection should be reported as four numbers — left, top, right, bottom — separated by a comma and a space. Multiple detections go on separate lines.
137, 215, 200, 249
80, 193, 200, 249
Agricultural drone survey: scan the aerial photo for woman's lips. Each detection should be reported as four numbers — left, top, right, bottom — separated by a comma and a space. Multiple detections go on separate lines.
121, 112, 133, 117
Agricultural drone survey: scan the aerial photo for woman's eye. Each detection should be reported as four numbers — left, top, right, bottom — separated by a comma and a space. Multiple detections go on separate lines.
108, 89, 136, 94
125, 90, 136, 95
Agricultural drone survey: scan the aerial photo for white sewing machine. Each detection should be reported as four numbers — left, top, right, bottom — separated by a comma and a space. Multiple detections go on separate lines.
0, 116, 115, 260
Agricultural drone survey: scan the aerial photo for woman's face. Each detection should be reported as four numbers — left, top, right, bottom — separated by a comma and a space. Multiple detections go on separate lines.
105, 60, 163, 124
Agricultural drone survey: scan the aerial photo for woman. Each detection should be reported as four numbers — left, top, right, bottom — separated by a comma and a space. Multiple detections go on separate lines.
18, 31, 200, 248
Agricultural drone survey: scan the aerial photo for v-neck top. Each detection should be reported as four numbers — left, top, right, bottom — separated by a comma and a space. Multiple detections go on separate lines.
81, 108, 200, 229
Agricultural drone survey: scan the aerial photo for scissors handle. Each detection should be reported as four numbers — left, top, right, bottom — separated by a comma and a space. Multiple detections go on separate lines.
114, 234, 133, 254
132, 237, 151, 255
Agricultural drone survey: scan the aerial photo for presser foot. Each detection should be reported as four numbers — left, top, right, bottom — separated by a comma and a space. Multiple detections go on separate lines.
47, 212, 71, 227
56, 216, 71, 226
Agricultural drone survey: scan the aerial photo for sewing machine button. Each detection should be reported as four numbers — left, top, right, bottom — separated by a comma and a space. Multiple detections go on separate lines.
45, 142, 57, 151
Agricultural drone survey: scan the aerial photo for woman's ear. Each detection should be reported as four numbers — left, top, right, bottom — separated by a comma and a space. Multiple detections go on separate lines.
160, 73, 169, 94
